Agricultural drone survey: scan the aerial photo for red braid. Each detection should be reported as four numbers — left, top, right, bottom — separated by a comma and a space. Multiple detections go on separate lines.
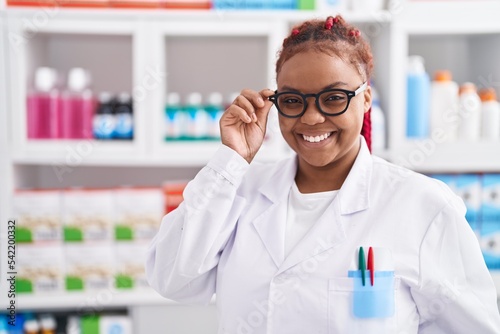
361, 107, 372, 153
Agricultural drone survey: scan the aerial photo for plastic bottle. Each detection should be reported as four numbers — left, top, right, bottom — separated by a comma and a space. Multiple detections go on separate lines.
205, 92, 224, 140
93, 92, 116, 140
316, 0, 347, 11
406, 55, 430, 138
113, 92, 134, 140
457, 82, 481, 141
185, 92, 210, 140
350, 0, 384, 12
479, 88, 500, 141
370, 85, 386, 151
60, 68, 95, 139
27, 67, 60, 139
39, 315, 57, 334
66, 316, 80, 334
165, 92, 187, 141
23, 319, 40, 334
430, 70, 459, 142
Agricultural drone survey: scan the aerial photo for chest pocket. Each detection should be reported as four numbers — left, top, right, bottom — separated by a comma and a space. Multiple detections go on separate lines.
328, 273, 401, 334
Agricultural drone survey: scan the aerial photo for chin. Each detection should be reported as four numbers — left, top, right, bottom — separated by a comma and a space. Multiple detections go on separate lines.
300, 154, 338, 168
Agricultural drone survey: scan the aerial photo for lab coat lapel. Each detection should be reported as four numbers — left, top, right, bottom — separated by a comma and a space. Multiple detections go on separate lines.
251, 156, 298, 268
277, 196, 346, 275
277, 137, 373, 274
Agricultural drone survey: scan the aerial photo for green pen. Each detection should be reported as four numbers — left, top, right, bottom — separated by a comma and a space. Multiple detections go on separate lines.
359, 246, 366, 286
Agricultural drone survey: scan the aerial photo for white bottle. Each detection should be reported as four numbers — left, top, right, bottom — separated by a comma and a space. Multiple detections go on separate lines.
40, 314, 57, 333
165, 92, 186, 140
185, 92, 209, 139
430, 70, 459, 142
24, 319, 40, 334
457, 82, 481, 141
479, 88, 500, 141
205, 92, 224, 139
350, 0, 384, 12
316, 0, 347, 11
370, 85, 386, 151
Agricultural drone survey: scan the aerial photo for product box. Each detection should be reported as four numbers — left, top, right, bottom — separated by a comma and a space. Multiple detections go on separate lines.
162, 0, 210, 9
113, 187, 163, 241
17, 244, 64, 293
62, 189, 114, 242
480, 220, 500, 270
430, 173, 457, 194
212, 0, 295, 9
76, 314, 132, 334
99, 315, 132, 334
13, 190, 62, 243
110, 0, 160, 8
64, 243, 114, 291
114, 241, 150, 289
162, 181, 187, 214
482, 174, 500, 222
455, 174, 482, 231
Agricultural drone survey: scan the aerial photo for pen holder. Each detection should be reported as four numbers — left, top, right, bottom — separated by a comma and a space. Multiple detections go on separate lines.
347, 270, 395, 318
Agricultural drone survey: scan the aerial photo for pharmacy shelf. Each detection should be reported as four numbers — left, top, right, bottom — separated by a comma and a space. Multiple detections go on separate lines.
389, 141, 500, 174
4, 7, 393, 23
401, 1, 500, 35
11, 140, 145, 166
11, 140, 292, 166
17, 289, 175, 311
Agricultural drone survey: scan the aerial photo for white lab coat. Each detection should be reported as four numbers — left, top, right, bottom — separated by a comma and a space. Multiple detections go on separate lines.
146, 136, 500, 334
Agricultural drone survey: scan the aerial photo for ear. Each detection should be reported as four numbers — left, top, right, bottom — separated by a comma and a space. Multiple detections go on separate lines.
363, 85, 372, 113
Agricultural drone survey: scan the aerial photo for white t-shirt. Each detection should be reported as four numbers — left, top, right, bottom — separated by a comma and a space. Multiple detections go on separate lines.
285, 182, 338, 257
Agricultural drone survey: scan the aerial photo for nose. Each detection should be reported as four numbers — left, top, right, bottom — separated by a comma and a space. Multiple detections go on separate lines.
300, 98, 325, 125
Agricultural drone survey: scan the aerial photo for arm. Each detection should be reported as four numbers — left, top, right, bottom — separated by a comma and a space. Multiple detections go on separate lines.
145, 145, 249, 304
146, 88, 274, 304
411, 196, 500, 333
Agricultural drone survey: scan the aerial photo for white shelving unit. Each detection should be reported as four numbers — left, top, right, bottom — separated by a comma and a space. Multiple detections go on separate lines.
2, 1, 500, 331
389, 1, 500, 173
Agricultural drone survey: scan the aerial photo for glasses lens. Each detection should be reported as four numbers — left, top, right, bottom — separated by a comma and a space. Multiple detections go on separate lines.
277, 93, 305, 117
318, 90, 349, 115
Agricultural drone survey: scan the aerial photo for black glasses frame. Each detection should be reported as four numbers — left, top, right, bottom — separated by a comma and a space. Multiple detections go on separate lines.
268, 82, 368, 118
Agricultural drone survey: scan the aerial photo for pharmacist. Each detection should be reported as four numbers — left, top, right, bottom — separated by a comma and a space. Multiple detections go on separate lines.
146, 15, 500, 333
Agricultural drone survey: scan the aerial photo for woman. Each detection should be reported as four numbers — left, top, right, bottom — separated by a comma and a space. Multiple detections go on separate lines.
146, 16, 500, 333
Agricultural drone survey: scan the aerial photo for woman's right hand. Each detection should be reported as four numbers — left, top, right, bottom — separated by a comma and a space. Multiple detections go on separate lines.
220, 89, 274, 164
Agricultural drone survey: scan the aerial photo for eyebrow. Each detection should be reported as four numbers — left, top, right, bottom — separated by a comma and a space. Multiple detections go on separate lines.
280, 81, 349, 92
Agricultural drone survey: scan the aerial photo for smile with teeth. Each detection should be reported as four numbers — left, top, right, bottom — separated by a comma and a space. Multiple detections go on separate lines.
302, 132, 332, 143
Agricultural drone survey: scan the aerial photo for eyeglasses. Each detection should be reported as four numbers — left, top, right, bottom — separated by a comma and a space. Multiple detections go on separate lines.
268, 82, 367, 118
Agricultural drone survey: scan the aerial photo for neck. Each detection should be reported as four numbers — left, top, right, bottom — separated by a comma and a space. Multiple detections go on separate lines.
295, 139, 361, 193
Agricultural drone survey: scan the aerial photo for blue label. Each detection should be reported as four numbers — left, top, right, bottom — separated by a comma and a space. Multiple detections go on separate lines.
114, 113, 134, 139
93, 114, 115, 139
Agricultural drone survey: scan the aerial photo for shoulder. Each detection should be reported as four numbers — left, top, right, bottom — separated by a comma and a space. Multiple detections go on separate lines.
238, 156, 295, 193
370, 155, 465, 216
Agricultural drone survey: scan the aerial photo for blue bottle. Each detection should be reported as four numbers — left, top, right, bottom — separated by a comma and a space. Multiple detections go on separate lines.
406, 55, 431, 138
113, 92, 134, 140
93, 92, 115, 140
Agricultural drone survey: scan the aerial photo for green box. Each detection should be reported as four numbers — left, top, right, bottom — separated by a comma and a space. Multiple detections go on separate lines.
298, 0, 315, 10
66, 276, 84, 291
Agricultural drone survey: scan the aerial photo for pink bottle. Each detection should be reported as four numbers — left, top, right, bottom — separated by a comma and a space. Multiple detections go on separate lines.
27, 67, 60, 139
60, 68, 96, 139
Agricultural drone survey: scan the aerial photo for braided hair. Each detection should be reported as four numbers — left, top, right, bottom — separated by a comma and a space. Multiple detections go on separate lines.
276, 15, 374, 152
